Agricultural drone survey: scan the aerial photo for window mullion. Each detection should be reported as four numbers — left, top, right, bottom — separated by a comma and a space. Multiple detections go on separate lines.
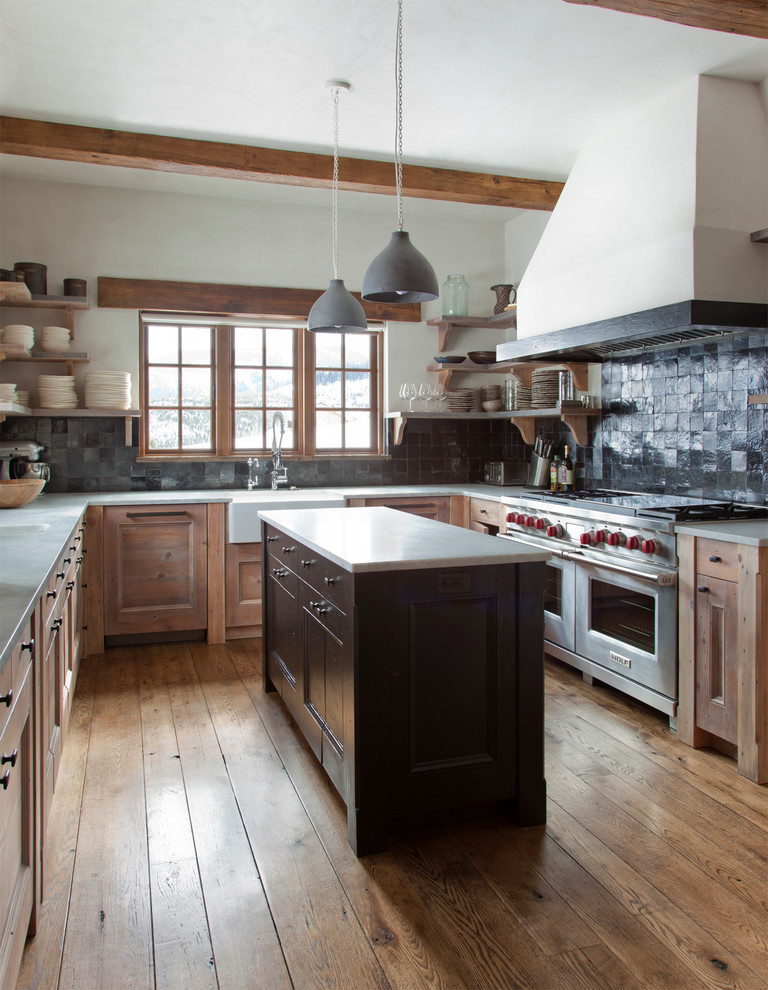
301, 329, 316, 457
215, 325, 231, 455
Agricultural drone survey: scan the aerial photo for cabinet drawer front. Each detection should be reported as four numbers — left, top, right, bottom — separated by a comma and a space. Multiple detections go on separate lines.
301, 586, 346, 643
298, 555, 351, 611
470, 499, 502, 528
696, 539, 740, 582
266, 553, 299, 597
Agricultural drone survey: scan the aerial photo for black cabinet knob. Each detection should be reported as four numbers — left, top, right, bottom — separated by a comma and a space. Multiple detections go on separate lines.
1, 770, 9, 790
52, 617, 63, 631
56, 571, 65, 580
21, 640, 34, 653
0, 690, 12, 708
324, 576, 337, 586
266, 535, 278, 543
697, 585, 709, 593
46, 590, 57, 600
708, 555, 721, 562
282, 546, 296, 554
1, 749, 17, 768
300, 559, 316, 567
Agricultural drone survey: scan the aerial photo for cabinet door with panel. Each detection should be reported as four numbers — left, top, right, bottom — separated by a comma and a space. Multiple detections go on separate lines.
225, 542, 263, 637
103, 504, 208, 636
0, 622, 35, 990
695, 575, 739, 744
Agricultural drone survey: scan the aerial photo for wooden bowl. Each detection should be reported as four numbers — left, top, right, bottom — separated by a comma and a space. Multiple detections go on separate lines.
467, 350, 497, 365
0, 478, 45, 509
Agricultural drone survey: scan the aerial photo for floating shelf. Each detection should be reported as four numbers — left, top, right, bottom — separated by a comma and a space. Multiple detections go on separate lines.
0, 281, 90, 309
0, 345, 90, 363
750, 228, 768, 244
385, 406, 600, 447
427, 310, 516, 352
428, 359, 589, 392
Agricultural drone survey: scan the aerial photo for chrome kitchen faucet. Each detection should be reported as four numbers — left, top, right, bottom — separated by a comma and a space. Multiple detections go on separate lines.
270, 412, 288, 489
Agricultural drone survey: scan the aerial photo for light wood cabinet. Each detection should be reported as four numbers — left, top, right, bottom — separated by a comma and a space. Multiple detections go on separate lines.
225, 542, 263, 638
0, 620, 35, 990
469, 497, 504, 535
346, 494, 455, 524
103, 504, 208, 637
678, 534, 768, 782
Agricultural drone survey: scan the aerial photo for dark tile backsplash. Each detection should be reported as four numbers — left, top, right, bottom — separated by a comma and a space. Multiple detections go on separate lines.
3, 336, 766, 503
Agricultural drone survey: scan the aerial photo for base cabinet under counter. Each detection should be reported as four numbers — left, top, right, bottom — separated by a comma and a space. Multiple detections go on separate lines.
262, 518, 546, 856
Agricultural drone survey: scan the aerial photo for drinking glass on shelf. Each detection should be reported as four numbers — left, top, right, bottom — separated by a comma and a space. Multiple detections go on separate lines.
418, 383, 431, 411
432, 383, 447, 410
401, 383, 417, 411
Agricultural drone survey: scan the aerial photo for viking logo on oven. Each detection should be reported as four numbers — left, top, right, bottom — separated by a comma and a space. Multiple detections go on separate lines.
610, 651, 632, 668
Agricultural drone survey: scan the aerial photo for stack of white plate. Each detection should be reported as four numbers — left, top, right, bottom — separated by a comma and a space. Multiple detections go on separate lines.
515, 385, 532, 409
84, 370, 132, 410
531, 369, 560, 408
38, 374, 78, 409
0, 383, 18, 404
446, 388, 476, 412
16, 390, 30, 408
40, 326, 70, 352
2, 324, 34, 348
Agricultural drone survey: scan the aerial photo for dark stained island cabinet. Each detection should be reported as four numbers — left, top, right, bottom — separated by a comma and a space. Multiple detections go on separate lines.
260, 505, 550, 856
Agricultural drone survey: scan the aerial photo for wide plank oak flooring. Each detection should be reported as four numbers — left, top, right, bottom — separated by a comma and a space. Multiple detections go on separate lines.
17, 641, 768, 990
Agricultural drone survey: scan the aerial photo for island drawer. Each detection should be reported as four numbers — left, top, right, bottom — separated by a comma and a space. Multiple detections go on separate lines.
298, 558, 351, 611
696, 539, 740, 582
300, 585, 346, 643
266, 554, 299, 596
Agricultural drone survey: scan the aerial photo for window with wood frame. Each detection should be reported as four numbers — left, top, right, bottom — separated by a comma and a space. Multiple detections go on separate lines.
139, 314, 384, 458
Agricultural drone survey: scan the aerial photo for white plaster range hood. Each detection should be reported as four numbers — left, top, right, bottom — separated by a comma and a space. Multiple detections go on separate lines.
499, 76, 768, 362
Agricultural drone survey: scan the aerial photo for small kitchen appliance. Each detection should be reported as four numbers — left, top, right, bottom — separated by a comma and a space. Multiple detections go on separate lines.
483, 461, 526, 486
0, 440, 48, 480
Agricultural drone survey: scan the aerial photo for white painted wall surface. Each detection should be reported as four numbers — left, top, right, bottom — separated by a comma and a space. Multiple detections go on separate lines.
0, 176, 518, 409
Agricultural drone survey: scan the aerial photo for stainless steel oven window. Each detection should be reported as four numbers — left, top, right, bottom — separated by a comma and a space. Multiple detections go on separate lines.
589, 578, 656, 654
544, 565, 563, 618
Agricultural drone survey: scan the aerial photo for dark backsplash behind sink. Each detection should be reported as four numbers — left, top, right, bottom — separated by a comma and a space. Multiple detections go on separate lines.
2, 335, 766, 502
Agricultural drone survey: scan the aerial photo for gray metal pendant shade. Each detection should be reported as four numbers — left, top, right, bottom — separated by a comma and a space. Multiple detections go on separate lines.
308, 278, 368, 333
361, 231, 439, 303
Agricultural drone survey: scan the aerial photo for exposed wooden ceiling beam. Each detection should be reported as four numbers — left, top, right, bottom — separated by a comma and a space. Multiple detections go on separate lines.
562, 0, 768, 38
0, 116, 563, 211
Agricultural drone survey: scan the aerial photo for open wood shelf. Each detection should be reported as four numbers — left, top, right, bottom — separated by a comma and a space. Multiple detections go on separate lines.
428, 359, 590, 392
385, 406, 600, 446
0, 281, 90, 309
427, 310, 516, 351
0, 346, 90, 363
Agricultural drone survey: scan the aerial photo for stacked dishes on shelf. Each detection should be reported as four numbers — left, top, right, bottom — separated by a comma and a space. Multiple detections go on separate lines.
39, 325, 70, 352
1, 324, 34, 348
0, 383, 18, 404
37, 374, 78, 409
446, 388, 475, 412
84, 371, 132, 410
531, 369, 560, 408
515, 384, 532, 409
480, 383, 502, 412
16, 390, 30, 408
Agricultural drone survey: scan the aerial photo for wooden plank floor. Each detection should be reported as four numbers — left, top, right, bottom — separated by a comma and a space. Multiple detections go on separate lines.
17, 641, 768, 990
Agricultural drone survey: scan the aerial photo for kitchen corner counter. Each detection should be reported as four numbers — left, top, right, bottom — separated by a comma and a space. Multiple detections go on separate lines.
258, 505, 550, 573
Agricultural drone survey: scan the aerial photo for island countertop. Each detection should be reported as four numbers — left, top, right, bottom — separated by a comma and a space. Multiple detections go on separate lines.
258, 505, 551, 573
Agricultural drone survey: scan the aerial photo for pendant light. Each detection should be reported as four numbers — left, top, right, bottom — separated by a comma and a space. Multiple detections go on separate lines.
362, 0, 438, 304
308, 81, 368, 333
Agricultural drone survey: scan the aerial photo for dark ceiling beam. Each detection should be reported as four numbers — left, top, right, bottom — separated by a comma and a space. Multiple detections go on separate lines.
562, 0, 768, 38
0, 116, 563, 211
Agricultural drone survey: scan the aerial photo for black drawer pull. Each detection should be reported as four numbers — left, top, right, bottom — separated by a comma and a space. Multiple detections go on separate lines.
282, 546, 297, 554
266, 535, 278, 543
1, 749, 17, 768
63, 556, 72, 564
52, 617, 63, 631
21, 640, 34, 653
1, 770, 9, 790
300, 559, 316, 567
76, 556, 84, 564
56, 571, 65, 580
46, 590, 57, 599
708, 555, 721, 562
67, 581, 75, 590
479, 508, 488, 514
310, 601, 330, 614
697, 585, 709, 593
324, 576, 337, 586
0, 690, 12, 708
272, 567, 289, 579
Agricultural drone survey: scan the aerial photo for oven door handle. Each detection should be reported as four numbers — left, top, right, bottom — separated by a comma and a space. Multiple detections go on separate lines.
563, 550, 676, 586
498, 533, 566, 558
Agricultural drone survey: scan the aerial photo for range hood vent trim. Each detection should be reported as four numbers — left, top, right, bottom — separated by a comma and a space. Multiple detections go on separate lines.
497, 300, 768, 363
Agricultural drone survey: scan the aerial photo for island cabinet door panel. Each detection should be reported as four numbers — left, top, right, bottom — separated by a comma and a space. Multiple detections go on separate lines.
695, 575, 739, 744
103, 505, 208, 635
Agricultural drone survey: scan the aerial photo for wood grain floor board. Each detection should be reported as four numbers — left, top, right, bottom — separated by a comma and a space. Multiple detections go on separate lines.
162, 646, 293, 990
190, 641, 391, 990
137, 645, 217, 990
17, 640, 768, 990
56, 649, 154, 990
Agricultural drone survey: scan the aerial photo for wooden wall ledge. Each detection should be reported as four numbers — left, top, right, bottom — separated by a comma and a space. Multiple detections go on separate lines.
97, 276, 420, 323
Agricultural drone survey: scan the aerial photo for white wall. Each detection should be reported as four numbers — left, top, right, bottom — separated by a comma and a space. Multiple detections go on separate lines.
0, 176, 509, 409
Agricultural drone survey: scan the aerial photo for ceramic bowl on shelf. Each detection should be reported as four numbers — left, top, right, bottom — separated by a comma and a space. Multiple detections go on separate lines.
482, 399, 503, 412
467, 351, 497, 365
433, 354, 465, 364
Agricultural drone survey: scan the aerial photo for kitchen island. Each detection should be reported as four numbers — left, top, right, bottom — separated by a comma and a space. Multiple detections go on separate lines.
259, 505, 551, 855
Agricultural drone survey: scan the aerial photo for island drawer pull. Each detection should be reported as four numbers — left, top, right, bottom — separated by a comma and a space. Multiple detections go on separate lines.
266, 535, 279, 543
21, 640, 34, 653
0, 690, 12, 708
67, 581, 75, 590
301, 559, 316, 567
1, 749, 17, 768
272, 567, 289, 579
56, 571, 65, 580
310, 601, 330, 614
324, 576, 337, 586
282, 546, 297, 553
51, 618, 63, 631
46, 590, 57, 600
1, 770, 9, 791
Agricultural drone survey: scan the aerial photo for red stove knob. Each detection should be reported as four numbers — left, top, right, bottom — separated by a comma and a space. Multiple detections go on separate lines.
641, 539, 656, 555
525, 516, 536, 528
580, 532, 592, 545
594, 529, 606, 543
607, 531, 623, 546
515, 513, 526, 525
627, 535, 640, 550
547, 524, 564, 538
505, 511, 515, 523
535, 518, 547, 530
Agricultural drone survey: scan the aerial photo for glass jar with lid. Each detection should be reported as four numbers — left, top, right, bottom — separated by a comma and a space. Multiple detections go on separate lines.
441, 274, 469, 317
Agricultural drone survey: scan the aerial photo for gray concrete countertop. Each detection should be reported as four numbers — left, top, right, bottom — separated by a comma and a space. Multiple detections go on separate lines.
674, 518, 768, 546
259, 506, 550, 573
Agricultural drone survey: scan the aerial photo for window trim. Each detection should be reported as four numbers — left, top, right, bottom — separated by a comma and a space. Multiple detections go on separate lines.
138, 312, 385, 460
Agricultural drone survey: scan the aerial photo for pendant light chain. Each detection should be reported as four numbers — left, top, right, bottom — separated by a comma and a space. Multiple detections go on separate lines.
395, 0, 404, 232
331, 86, 340, 279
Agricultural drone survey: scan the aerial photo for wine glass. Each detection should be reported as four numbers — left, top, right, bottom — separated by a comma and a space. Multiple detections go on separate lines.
401, 383, 417, 411
418, 383, 431, 411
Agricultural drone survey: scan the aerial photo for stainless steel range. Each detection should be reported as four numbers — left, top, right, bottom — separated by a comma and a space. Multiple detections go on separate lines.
498, 490, 768, 723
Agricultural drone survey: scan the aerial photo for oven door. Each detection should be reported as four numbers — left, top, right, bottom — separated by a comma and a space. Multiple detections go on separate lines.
543, 556, 576, 652
573, 554, 677, 700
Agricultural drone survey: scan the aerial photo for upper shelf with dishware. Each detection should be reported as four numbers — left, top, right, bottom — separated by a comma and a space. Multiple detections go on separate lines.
428, 310, 516, 352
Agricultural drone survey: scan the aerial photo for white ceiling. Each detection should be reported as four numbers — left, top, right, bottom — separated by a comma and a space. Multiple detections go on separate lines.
1, 0, 767, 219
